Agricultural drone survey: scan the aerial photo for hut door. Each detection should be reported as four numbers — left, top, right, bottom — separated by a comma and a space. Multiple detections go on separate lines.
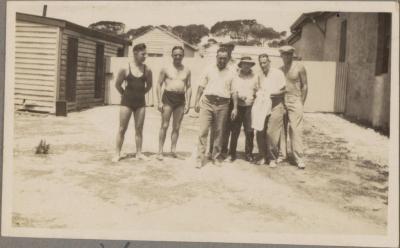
66, 38, 78, 101
95, 43, 105, 98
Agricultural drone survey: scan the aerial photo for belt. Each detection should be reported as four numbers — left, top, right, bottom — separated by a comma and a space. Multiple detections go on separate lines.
205, 95, 230, 105
164, 90, 185, 94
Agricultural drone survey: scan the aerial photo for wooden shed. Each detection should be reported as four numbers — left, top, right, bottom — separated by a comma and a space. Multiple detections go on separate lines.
15, 12, 131, 114
128, 26, 198, 58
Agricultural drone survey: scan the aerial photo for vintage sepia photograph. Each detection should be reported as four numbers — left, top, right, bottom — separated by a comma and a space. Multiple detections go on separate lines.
1, 1, 399, 246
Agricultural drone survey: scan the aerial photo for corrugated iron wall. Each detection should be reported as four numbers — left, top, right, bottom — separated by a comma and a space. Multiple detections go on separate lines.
334, 62, 348, 113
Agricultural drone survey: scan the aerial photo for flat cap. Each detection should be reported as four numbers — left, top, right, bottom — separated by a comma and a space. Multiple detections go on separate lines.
279, 45, 295, 53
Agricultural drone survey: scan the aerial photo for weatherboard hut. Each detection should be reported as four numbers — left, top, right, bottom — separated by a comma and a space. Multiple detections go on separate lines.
128, 26, 198, 57
15, 12, 131, 114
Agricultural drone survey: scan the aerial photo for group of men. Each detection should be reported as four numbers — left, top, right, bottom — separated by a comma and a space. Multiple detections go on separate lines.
113, 42, 308, 170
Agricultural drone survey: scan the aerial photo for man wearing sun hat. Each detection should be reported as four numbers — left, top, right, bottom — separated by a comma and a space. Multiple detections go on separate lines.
274, 45, 308, 169
226, 56, 259, 162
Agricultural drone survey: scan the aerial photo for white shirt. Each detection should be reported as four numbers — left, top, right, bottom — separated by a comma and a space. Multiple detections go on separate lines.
232, 72, 259, 106
258, 67, 286, 95
251, 68, 286, 131
199, 65, 235, 99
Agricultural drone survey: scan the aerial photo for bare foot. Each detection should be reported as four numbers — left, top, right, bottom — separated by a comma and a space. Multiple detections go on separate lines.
111, 155, 121, 163
156, 153, 164, 161
136, 153, 150, 161
170, 152, 178, 158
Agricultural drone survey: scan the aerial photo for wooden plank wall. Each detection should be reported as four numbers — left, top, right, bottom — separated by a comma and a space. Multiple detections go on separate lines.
15, 20, 59, 113
59, 29, 124, 111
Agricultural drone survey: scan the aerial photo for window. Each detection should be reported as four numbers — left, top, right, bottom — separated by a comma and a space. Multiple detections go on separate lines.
339, 20, 347, 62
65, 37, 78, 101
376, 13, 391, 75
94, 43, 105, 98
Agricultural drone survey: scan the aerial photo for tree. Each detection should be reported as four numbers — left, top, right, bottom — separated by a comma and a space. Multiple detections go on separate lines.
211, 20, 283, 45
171, 24, 209, 45
125, 25, 153, 40
88, 21, 126, 36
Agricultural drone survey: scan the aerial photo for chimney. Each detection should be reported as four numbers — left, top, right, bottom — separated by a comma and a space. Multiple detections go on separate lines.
42, 5, 47, 17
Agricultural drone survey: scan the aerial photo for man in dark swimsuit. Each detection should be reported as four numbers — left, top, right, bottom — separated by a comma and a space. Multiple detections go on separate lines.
156, 46, 192, 160
113, 43, 153, 162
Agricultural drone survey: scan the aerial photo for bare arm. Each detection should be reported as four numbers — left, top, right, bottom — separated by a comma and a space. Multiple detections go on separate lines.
230, 77, 238, 120
194, 70, 208, 112
156, 68, 166, 108
184, 70, 192, 113
144, 67, 153, 93
195, 86, 204, 106
231, 91, 238, 120
299, 65, 308, 104
115, 69, 126, 95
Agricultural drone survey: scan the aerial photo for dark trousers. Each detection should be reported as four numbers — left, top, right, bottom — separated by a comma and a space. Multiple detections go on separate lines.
229, 105, 254, 157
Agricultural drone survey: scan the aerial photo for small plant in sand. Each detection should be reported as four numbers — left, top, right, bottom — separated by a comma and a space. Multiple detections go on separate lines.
35, 139, 50, 155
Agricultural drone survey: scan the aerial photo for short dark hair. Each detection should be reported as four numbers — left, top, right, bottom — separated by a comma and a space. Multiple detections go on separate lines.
172, 46, 185, 54
217, 47, 229, 56
220, 43, 235, 52
258, 53, 270, 61
133, 43, 146, 52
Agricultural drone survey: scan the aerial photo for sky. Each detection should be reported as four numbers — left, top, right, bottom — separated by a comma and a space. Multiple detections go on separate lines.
10, 1, 304, 35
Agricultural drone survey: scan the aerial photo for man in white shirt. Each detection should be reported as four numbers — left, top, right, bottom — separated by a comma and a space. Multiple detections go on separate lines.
209, 43, 237, 159
194, 47, 238, 168
252, 54, 286, 167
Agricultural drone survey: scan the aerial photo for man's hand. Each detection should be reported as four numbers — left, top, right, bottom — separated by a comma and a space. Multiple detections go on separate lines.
184, 104, 190, 114
158, 103, 163, 113
194, 102, 200, 113
231, 108, 238, 121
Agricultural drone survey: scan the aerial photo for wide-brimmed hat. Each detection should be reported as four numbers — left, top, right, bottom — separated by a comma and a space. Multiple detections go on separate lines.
238, 56, 256, 68
279, 45, 295, 54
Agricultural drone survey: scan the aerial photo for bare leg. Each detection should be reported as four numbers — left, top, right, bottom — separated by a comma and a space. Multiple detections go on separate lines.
133, 107, 146, 158
171, 105, 185, 156
114, 106, 132, 162
158, 104, 173, 159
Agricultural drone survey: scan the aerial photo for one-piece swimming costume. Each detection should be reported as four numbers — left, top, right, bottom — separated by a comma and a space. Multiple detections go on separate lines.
162, 90, 186, 109
121, 63, 147, 111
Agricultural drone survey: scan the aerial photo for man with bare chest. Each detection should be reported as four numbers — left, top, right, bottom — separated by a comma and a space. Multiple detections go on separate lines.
279, 46, 308, 169
156, 46, 192, 160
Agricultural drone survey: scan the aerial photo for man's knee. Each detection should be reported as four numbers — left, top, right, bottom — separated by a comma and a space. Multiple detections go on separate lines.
161, 121, 170, 130
172, 124, 181, 134
118, 126, 128, 136
135, 125, 144, 135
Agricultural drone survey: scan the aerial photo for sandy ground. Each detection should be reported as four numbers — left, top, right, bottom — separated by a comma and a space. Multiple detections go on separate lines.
11, 106, 388, 235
